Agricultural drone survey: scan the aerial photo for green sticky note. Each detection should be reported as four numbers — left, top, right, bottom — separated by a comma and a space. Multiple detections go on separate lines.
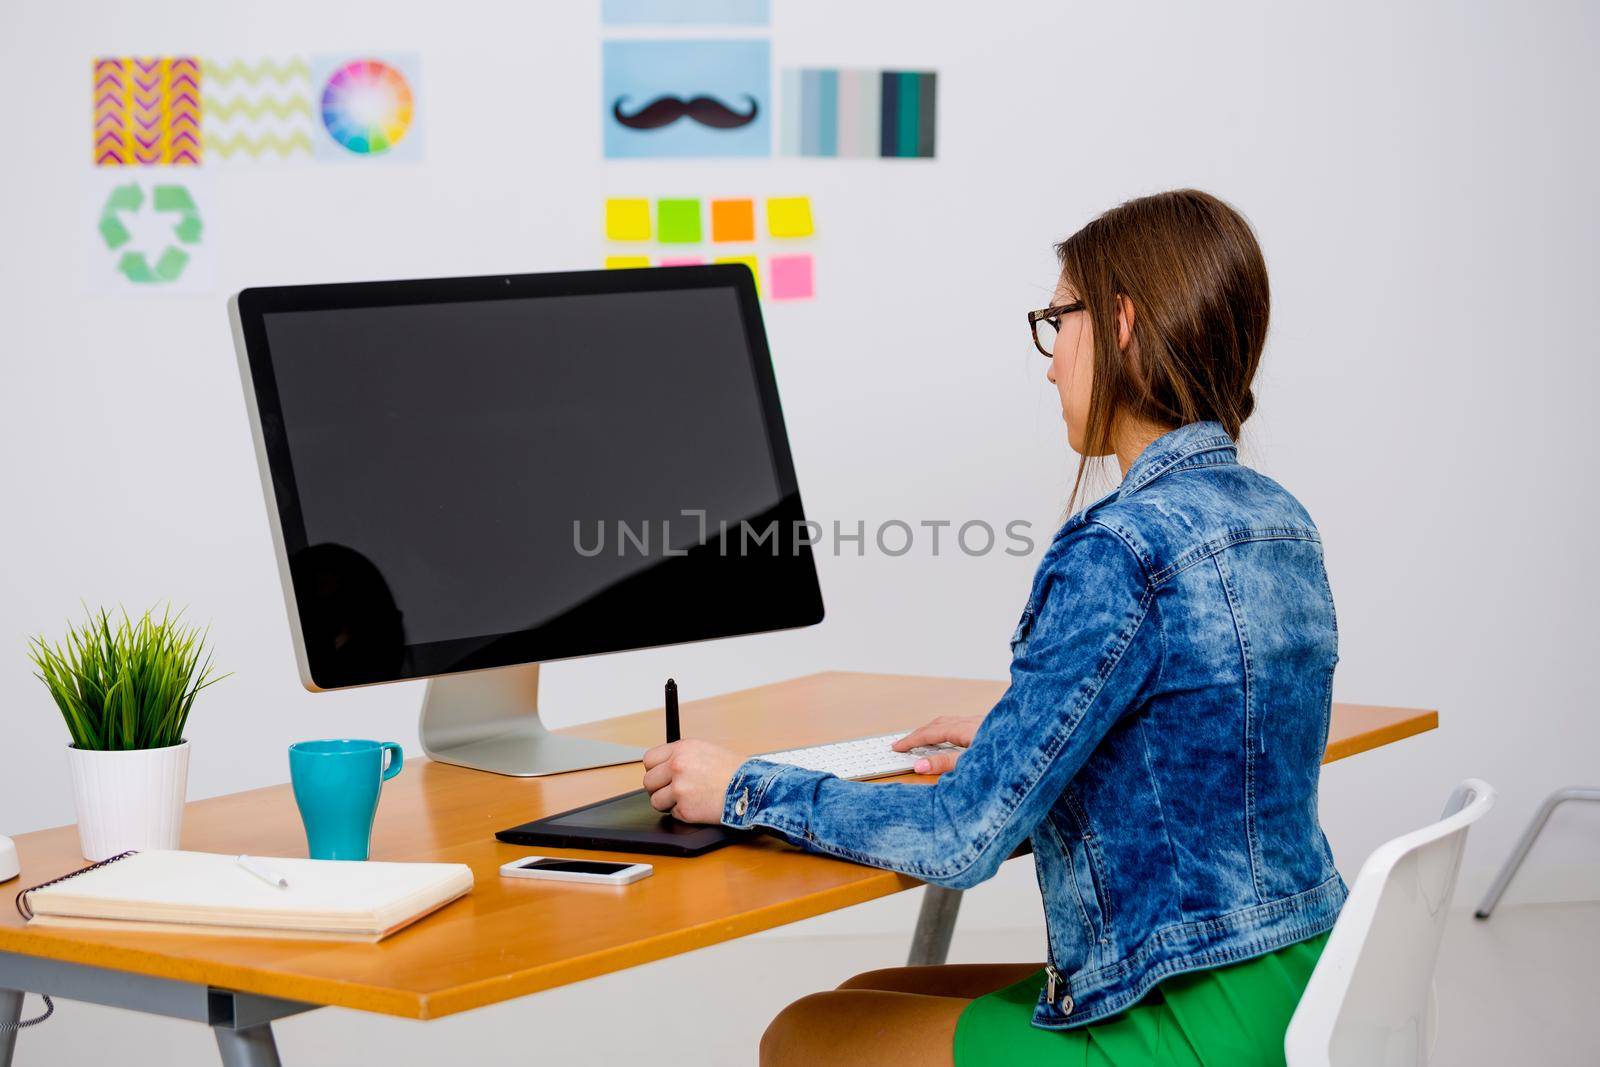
657, 199, 703, 243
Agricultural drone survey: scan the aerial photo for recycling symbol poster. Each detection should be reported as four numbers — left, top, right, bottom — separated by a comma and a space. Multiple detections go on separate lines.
86, 170, 216, 294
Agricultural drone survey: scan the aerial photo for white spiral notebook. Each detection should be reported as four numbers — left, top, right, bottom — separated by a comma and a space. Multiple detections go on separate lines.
17, 850, 473, 942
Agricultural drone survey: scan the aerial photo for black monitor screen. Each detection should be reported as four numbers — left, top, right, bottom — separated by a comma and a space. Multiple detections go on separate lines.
235, 266, 823, 688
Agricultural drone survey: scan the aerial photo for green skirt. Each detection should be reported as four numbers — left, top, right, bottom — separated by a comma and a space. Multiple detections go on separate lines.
954, 932, 1329, 1067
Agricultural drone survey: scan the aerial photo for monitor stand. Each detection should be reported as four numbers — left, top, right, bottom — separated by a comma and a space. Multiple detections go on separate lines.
418, 663, 646, 777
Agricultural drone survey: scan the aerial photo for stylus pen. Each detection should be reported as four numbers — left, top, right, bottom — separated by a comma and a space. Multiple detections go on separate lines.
665, 678, 680, 743
237, 854, 290, 890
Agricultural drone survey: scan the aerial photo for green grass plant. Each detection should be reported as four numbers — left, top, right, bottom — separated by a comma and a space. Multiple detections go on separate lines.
28, 605, 227, 751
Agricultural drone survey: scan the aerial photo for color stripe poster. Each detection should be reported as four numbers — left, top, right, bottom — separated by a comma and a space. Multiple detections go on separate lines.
780, 69, 936, 158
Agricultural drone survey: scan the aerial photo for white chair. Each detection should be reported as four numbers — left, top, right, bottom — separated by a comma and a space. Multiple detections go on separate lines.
1284, 778, 1495, 1067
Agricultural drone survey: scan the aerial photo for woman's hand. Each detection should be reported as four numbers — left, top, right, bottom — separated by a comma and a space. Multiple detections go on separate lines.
642, 739, 745, 824
892, 715, 983, 774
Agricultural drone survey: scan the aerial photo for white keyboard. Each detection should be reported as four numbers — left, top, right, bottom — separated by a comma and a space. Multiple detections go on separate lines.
758, 732, 957, 781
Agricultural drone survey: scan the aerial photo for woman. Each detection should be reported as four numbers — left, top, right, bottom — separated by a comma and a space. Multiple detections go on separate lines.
643, 189, 1344, 1066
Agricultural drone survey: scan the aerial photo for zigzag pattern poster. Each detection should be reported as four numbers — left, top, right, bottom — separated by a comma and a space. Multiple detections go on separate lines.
203, 57, 315, 163
93, 57, 201, 166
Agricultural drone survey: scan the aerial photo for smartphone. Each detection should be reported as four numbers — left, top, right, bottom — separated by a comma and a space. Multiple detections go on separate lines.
498, 855, 654, 885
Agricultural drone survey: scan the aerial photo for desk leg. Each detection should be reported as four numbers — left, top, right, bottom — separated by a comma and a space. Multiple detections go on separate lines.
215, 1022, 282, 1067
907, 886, 964, 965
0, 988, 21, 1067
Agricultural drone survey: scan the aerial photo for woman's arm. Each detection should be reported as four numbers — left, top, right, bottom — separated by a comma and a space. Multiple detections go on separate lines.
645, 523, 1160, 890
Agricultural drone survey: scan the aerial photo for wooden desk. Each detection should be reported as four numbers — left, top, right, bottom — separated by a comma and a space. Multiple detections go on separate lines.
0, 672, 1436, 1064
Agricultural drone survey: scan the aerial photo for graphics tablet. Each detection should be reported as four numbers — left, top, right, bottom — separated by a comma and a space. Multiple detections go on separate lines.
496, 789, 748, 857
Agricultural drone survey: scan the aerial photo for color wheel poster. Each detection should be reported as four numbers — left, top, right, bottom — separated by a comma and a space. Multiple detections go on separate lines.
309, 53, 424, 161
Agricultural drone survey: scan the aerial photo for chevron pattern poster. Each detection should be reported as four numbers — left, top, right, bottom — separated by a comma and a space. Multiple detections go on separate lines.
203, 57, 315, 163
93, 57, 202, 166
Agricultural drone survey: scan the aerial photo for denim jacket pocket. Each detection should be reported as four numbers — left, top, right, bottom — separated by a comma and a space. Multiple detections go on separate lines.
1043, 810, 1112, 948
1062, 792, 1115, 939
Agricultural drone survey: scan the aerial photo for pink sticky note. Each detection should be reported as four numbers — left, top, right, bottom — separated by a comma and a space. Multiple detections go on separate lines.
659, 256, 706, 267
769, 254, 814, 300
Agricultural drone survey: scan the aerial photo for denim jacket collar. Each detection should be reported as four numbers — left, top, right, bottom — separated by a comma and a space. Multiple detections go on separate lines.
1118, 421, 1237, 498
1051, 422, 1239, 547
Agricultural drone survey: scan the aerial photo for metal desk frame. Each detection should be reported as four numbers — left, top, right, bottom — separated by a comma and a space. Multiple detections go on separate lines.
0, 885, 964, 1066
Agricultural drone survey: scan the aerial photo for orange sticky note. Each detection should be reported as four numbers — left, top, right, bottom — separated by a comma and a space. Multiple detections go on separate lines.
711, 199, 756, 242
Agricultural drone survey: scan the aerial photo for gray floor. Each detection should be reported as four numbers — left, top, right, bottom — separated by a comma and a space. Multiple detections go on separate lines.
6, 899, 1597, 1064
1433, 901, 1600, 1067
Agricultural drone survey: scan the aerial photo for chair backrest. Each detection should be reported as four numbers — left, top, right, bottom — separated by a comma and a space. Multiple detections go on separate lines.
1285, 778, 1495, 1067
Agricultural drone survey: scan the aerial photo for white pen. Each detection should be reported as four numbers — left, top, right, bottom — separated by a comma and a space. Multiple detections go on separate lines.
236, 854, 290, 889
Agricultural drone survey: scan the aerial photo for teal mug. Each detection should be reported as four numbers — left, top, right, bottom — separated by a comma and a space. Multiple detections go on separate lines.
288, 739, 404, 861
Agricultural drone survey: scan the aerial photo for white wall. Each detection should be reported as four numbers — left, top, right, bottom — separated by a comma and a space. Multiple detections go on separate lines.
2, 0, 1598, 1057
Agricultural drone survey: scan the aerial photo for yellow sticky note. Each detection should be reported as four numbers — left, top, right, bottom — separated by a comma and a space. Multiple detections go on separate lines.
715, 255, 761, 295
605, 256, 651, 270
605, 199, 651, 241
765, 197, 814, 238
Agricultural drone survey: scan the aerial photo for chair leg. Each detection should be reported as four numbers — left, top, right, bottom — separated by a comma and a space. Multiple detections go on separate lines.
907, 886, 964, 965
1474, 786, 1600, 919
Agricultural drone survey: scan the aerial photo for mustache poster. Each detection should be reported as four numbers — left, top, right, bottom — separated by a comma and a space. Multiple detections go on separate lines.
603, 40, 771, 157
613, 94, 760, 130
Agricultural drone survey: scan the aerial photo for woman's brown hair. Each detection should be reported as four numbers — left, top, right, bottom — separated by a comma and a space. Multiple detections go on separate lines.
1055, 189, 1269, 511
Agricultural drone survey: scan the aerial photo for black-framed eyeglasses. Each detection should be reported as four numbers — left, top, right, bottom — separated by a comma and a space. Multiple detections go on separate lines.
1027, 302, 1084, 358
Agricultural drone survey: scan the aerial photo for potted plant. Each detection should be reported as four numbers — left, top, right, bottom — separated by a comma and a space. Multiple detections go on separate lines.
28, 606, 226, 861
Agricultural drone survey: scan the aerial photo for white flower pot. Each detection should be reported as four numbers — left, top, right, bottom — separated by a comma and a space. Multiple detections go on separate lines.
66, 741, 190, 861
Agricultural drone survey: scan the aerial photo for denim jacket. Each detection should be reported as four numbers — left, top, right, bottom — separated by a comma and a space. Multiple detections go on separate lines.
722, 421, 1346, 1029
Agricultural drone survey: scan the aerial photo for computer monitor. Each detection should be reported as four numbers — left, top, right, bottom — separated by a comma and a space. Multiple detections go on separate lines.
229, 264, 825, 777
